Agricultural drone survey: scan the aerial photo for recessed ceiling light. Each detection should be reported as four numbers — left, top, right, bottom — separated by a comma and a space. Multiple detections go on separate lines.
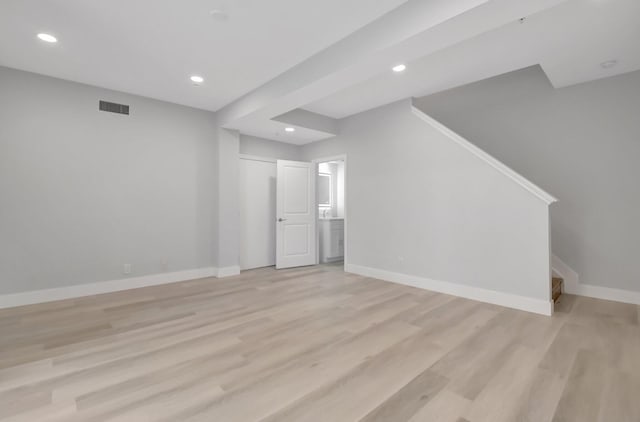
190, 75, 204, 84
285, 127, 295, 132
600, 60, 618, 69
37, 33, 57, 43
392, 64, 406, 73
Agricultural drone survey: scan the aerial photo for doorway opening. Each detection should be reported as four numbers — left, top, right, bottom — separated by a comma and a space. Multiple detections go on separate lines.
315, 156, 346, 269
241, 155, 346, 272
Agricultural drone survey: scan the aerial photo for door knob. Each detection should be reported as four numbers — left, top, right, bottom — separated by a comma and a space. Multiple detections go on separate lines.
278, 218, 287, 222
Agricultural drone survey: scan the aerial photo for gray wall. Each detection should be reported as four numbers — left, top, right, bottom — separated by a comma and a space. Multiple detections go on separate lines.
217, 128, 240, 270
300, 137, 345, 162
415, 66, 640, 292
240, 134, 302, 161
0, 67, 218, 294
304, 99, 551, 301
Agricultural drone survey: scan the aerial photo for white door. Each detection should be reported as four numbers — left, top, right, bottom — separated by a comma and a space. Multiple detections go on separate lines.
239, 157, 277, 270
276, 160, 316, 269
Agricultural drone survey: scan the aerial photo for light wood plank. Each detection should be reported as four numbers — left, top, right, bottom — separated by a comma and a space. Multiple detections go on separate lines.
0, 264, 638, 421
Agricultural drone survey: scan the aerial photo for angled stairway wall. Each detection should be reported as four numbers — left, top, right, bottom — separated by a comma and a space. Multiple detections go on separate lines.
302, 99, 557, 315
415, 65, 640, 304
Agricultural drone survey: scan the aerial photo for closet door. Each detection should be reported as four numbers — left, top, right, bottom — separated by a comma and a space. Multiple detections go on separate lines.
239, 157, 277, 270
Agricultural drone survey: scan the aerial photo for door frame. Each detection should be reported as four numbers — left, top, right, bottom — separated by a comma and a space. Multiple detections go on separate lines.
312, 154, 347, 267
239, 154, 277, 164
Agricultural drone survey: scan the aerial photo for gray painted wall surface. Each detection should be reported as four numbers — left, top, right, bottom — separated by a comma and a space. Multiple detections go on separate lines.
304, 100, 551, 301
300, 136, 345, 162
217, 128, 240, 269
0, 67, 218, 294
239, 135, 302, 161
6, 62, 633, 300
415, 66, 640, 292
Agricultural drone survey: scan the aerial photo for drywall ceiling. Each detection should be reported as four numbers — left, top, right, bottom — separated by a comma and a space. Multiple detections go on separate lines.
0, 0, 406, 111
240, 117, 337, 146
304, 0, 640, 119
215, 0, 571, 143
1, 0, 637, 144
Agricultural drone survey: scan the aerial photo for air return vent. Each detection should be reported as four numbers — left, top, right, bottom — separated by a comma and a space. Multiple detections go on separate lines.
99, 100, 129, 115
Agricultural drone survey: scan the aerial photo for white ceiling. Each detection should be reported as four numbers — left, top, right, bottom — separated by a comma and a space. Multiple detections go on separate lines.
215, 0, 571, 142
304, 0, 640, 119
0, 0, 406, 111
1, 0, 637, 144
240, 118, 337, 146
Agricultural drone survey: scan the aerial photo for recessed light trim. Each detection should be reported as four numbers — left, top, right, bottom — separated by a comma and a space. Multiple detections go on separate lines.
392, 64, 406, 73
285, 127, 295, 132
600, 60, 618, 69
190, 75, 204, 84
37, 33, 57, 43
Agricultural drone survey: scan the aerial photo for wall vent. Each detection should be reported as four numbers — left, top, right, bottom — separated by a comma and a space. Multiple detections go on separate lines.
99, 100, 130, 115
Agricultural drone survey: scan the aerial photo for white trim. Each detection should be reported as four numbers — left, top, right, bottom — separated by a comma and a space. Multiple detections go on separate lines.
552, 254, 640, 305
568, 284, 640, 306
216, 266, 241, 277
410, 105, 557, 205
239, 154, 277, 163
345, 264, 553, 316
0, 267, 217, 310
311, 154, 347, 164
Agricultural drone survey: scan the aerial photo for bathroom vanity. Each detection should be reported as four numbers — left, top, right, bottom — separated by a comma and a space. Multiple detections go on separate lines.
319, 218, 344, 263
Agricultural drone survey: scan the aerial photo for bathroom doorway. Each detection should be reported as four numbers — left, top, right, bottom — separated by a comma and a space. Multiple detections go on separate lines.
314, 155, 346, 268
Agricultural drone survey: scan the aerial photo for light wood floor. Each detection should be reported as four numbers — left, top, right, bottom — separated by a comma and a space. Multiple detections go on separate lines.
1, 264, 639, 422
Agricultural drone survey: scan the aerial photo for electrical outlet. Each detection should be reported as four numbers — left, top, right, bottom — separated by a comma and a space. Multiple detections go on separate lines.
123, 263, 132, 275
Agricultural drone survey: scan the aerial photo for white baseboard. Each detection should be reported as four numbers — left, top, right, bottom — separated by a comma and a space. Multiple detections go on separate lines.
552, 254, 640, 305
216, 266, 241, 277
0, 267, 217, 310
345, 264, 553, 316
569, 283, 640, 305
